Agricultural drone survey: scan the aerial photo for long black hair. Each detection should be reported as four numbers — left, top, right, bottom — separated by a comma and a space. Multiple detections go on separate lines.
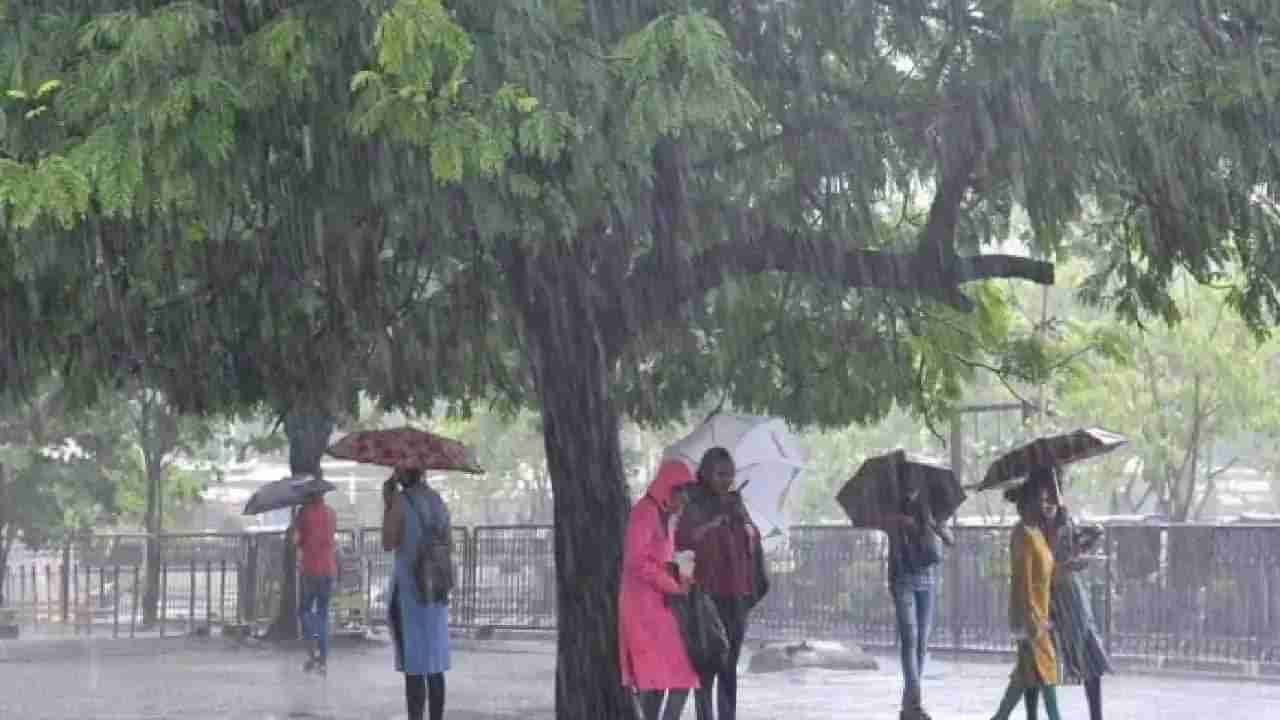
395, 468, 424, 489
696, 446, 734, 485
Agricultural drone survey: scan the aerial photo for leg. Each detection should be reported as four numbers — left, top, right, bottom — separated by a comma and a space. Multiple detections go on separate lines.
663, 689, 691, 720
991, 678, 1024, 720
915, 585, 936, 679
427, 672, 445, 720
635, 690, 664, 720
315, 577, 332, 664
891, 583, 922, 712
298, 578, 318, 665
1023, 687, 1040, 720
1085, 676, 1102, 720
715, 598, 748, 720
1041, 685, 1063, 720
404, 674, 426, 720
694, 673, 715, 720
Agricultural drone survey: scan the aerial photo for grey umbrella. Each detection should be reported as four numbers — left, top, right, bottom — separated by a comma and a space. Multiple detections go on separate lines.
975, 427, 1128, 493
242, 474, 336, 516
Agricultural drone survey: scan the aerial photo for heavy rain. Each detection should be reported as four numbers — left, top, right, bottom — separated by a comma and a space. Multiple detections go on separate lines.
2, 1, 1280, 719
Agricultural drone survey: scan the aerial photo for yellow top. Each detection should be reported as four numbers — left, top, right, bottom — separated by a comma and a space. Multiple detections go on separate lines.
1010, 522, 1057, 686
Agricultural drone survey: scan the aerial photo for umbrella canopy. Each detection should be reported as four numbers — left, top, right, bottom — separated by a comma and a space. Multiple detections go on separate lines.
836, 450, 965, 529
975, 427, 1128, 492
663, 413, 808, 535
326, 426, 484, 474
242, 474, 336, 516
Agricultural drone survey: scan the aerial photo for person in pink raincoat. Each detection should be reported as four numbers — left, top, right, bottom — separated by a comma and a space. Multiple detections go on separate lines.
619, 460, 701, 720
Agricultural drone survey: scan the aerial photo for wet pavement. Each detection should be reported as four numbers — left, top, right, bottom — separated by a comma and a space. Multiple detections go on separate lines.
1, 633, 1276, 719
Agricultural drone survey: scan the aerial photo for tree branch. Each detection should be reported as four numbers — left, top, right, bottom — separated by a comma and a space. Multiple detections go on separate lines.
609, 210, 1054, 358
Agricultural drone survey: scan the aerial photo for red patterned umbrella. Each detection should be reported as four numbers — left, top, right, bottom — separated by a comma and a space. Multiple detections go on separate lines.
326, 427, 484, 474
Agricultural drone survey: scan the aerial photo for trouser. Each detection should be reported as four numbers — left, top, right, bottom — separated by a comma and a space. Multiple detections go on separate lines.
695, 596, 750, 720
634, 689, 690, 720
405, 672, 445, 720
298, 575, 334, 661
1025, 677, 1102, 720
993, 679, 1061, 720
891, 573, 936, 711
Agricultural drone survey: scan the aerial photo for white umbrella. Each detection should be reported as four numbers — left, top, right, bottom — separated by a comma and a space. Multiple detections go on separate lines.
663, 413, 808, 536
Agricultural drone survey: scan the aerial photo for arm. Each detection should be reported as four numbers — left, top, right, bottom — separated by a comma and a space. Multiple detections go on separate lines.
624, 504, 687, 595
674, 500, 719, 549
382, 494, 404, 552
1013, 528, 1050, 638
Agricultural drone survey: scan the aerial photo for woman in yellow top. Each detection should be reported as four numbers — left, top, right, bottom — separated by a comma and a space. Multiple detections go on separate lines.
990, 468, 1062, 720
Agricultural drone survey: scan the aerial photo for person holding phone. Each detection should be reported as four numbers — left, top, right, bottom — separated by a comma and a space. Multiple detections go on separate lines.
881, 476, 954, 720
675, 447, 768, 720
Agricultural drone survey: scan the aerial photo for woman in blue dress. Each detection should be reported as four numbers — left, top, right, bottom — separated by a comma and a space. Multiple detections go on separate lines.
383, 468, 452, 720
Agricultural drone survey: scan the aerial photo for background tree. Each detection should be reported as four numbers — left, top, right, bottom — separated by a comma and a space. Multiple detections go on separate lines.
5, 3, 1280, 717
0, 382, 135, 605
1061, 275, 1280, 521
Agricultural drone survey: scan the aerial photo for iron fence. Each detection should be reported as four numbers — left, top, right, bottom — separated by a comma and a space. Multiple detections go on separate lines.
5, 523, 1280, 678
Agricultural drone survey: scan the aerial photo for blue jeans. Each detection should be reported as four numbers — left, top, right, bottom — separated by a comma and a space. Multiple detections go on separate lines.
892, 571, 936, 711
300, 575, 334, 661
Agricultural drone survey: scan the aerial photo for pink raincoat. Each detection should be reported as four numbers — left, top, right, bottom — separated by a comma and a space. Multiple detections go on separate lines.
618, 461, 701, 691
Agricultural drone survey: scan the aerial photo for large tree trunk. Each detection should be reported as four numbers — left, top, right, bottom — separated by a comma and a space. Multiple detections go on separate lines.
511, 248, 633, 720
265, 406, 335, 640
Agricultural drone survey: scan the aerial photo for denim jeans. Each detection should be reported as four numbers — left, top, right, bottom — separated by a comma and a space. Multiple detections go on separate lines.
892, 570, 936, 711
299, 575, 334, 661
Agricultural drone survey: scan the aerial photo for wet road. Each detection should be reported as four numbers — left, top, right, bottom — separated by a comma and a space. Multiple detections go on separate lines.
0, 634, 1275, 719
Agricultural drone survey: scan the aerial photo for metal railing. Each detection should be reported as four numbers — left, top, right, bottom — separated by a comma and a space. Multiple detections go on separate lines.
4, 524, 1280, 678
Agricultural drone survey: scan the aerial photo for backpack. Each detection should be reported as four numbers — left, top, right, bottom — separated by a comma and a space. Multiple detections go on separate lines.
403, 491, 455, 604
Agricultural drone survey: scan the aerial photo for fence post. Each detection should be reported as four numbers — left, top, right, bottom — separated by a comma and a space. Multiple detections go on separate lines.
113, 565, 120, 639
219, 560, 227, 626
60, 543, 70, 624
1104, 529, 1113, 656
189, 562, 196, 634
131, 565, 139, 639
243, 537, 259, 626
949, 532, 962, 652
205, 561, 213, 629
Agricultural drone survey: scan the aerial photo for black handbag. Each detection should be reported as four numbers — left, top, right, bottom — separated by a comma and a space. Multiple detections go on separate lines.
899, 501, 943, 573
404, 492, 455, 604
669, 582, 730, 676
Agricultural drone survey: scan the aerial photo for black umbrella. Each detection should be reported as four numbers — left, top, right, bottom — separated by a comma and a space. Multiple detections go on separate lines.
975, 427, 1127, 493
242, 474, 336, 516
836, 450, 966, 529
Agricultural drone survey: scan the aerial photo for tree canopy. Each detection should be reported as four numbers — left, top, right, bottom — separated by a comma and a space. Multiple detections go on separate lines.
5, 1, 1280, 716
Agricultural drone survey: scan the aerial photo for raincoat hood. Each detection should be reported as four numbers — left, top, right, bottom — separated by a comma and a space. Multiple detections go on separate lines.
645, 460, 695, 510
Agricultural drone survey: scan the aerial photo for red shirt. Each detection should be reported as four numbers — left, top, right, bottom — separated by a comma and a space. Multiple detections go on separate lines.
675, 490, 758, 598
295, 501, 337, 577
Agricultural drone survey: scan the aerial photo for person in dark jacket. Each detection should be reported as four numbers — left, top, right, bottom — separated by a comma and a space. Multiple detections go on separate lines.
675, 447, 769, 720
881, 469, 954, 720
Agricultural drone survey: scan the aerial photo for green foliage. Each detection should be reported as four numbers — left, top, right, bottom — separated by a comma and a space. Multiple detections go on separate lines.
1060, 273, 1280, 520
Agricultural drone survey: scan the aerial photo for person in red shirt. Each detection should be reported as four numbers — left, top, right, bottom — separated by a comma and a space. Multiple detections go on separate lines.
294, 485, 337, 672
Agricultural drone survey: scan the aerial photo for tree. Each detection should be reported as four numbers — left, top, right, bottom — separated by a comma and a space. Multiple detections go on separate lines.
118, 385, 215, 626
1061, 276, 1280, 521
0, 383, 135, 605
6, 3, 1280, 717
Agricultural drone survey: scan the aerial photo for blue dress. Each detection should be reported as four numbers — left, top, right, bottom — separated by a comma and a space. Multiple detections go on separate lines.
390, 487, 451, 675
